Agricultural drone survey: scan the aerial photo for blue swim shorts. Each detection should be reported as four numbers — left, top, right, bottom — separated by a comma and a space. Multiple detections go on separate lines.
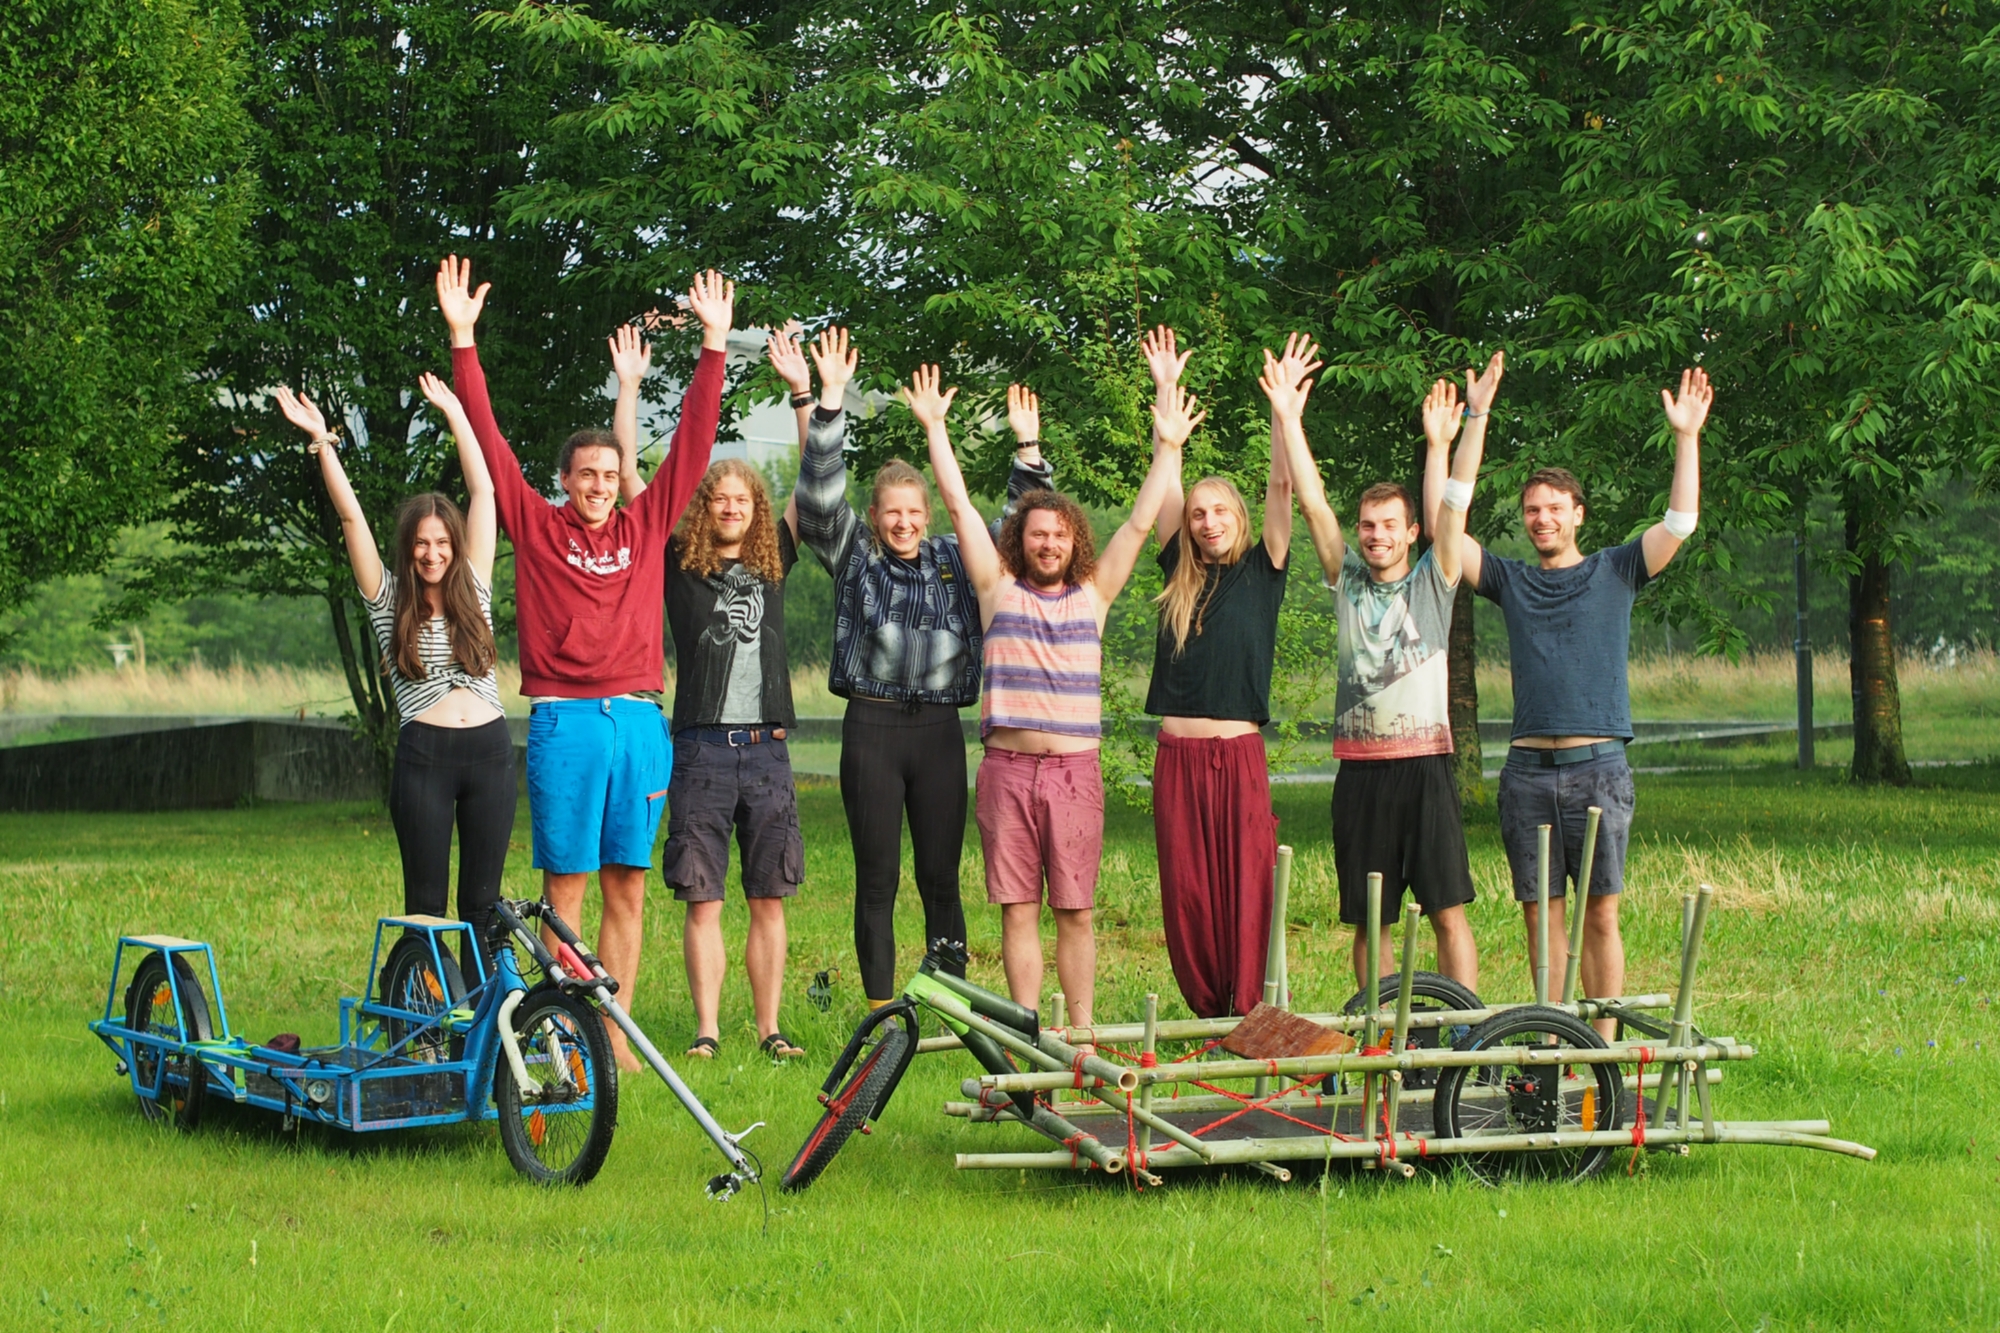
525, 697, 672, 874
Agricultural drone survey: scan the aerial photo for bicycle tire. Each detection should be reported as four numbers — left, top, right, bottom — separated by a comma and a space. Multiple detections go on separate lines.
780, 1024, 912, 1194
379, 934, 467, 1063
124, 952, 213, 1130
1337, 970, 1482, 1092
494, 986, 618, 1185
1433, 1004, 1623, 1183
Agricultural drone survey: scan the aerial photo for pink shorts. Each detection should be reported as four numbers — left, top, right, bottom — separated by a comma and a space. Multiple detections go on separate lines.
975, 747, 1105, 910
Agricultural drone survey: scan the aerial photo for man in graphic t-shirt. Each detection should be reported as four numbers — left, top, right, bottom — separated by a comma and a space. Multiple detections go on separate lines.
1264, 338, 1489, 992
1429, 363, 1714, 1031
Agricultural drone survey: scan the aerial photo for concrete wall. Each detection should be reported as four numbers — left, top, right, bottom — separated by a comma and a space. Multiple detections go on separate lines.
0, 719, 379, 811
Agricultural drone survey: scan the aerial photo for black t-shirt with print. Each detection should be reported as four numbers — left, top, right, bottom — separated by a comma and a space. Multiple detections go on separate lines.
665, 522, 799, 732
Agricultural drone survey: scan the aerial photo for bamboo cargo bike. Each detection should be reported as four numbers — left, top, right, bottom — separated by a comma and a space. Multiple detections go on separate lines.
784, 812, 1875, 1191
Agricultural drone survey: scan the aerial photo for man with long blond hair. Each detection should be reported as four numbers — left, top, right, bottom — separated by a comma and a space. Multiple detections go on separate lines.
1140, 327, 1293, 1019
615, 336, 807, 1062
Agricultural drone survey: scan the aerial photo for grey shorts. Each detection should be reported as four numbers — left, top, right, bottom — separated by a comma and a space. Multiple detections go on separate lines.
1496, 747, 1635, 901
661, 735, 804, 902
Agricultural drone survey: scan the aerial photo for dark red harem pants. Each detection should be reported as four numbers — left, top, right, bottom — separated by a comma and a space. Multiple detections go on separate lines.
1152, 731, 1277, 1018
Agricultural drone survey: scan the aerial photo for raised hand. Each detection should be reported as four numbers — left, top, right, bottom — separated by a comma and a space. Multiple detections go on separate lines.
1151, 383, 1207, 449
608, 323, 653, 386
274, 386, 331, 443
1006, 384, 1041, 442
1422, 378, 1463, 447
1465, 349, 1506, 417
686, 270, 735, 349
767, 320, 810, 396
434, 255, 489, 339
1663, 366, 1714, 435
1258, 332, 1324, 419
415, 372, 463, 417
1140, 324, 1192, 390
811, 326, 857, 404
900, 363, 957, 430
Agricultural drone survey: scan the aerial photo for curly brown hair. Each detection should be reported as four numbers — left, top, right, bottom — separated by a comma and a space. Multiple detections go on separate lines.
995, 490, 1097, 586
677, 458, 785, 583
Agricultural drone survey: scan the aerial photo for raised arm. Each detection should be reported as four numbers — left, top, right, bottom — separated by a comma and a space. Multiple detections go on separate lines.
1259, 334, 1337, 579
416, 373, 496, 584
1092, 384, 1204, 619
795, 326, 862, 568
906, 365, 1005, 623
608, 323, 653, 504
1641, 367, 1711, 576
1140, 325, 1191, 546
438, 255, 534, 539
767, 323, 813, 542
277, 387, 383, 601
1262, 356, 1296, 567
631, 270, 732, 530
991, 384, 1054, 539
1432, 351, 1504, 587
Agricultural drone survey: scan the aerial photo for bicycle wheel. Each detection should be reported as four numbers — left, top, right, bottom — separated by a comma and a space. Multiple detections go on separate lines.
1337, 971, 1482, 1092
379, 934, 467, 1063
124, 952, 212, 1129
780, 1024, 912, 1194
494, 986, 618, 1185
1433, 1005, 1623, 1183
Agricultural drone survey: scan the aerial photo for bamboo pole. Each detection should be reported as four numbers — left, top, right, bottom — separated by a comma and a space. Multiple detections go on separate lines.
1535, 823, 1552, 1006
1386, 901, 1421, 1138
1265, 846, 1294, 1009
1138, 992, 1158, 1163
1361, 872, 1384, 1137
1562, 806, 1602, 1006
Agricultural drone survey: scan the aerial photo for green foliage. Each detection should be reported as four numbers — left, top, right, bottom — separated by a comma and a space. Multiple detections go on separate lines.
0, 0, 251, 622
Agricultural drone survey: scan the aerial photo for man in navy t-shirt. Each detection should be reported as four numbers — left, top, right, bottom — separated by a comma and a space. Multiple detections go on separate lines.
1425, 367, 1714, 1032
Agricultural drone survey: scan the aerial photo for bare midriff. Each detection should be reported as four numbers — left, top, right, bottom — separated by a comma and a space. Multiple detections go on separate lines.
1157, 717, 1260, 740
411, 686, 505, 729
1510, 734, 1615, 750
984, 725, 1099, 756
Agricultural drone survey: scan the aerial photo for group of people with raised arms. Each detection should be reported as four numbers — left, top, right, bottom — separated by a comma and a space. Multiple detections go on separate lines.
280, 252, 1714, 1062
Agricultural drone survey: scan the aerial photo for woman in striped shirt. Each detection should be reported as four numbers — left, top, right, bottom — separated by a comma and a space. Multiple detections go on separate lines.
275, 373, 511, 971
911, 368, 1199, 1028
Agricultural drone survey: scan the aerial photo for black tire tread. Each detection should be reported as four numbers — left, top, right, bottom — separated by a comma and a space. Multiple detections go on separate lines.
1433, 1004, 1623, 1184
494, 986, 618, 1186
780, 1026, 911, 1194
124, 952, 213, 1130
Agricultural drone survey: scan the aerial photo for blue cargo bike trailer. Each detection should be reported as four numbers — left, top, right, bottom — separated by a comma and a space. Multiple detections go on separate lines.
89, 898, 765, 1195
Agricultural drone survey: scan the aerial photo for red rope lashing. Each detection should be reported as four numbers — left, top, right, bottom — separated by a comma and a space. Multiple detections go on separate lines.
1628, 1046, 1654, 1175
1139, 1050, 1158, 1068
1062, 1133, 1084, 1170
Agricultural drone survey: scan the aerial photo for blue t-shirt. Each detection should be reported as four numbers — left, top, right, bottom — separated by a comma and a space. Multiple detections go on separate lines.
1474, 538, 1651, 741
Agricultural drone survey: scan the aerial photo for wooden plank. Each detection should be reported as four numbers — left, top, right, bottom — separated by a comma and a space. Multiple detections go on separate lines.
1220, 1003, 1356, 1060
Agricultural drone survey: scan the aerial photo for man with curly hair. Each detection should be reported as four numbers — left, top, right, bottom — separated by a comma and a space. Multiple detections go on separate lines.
912, 371, 1201, 1029
614, 331, 808, 1062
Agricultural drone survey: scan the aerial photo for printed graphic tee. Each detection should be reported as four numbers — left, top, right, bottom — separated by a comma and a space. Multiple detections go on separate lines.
1332, 547, 1457, 760
664, 523, 799, 732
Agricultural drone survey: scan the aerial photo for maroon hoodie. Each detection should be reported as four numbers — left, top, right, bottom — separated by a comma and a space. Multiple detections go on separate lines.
452, 342, 723, 698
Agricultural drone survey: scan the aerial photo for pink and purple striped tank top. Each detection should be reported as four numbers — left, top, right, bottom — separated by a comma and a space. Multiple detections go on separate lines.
979, 579, 1102, 740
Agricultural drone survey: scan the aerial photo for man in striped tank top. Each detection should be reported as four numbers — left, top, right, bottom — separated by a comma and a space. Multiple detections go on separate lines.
909, 368, 1200, 1028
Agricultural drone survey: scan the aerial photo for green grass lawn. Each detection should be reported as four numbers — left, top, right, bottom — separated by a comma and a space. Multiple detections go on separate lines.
4, 767, 1997, 1330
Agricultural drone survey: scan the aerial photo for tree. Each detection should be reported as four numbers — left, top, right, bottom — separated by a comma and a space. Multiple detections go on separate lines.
120, 2, 639, 780
0, 0, 250, 624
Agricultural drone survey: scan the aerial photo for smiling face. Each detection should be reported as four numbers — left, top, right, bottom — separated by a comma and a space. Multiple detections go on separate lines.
1018, 507, 1076, 588
706, 471, 756, 553
1521, 483, 1584, 559
869, 482, 930, 559
1355, 496, 1417, 578
1186, 482, 1243, 561
562, 444, 623, 529
410, 515, 454, 586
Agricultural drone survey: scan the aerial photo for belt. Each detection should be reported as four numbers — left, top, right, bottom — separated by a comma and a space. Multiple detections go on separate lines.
1510, 740, 1624, 767
681, 726, 787, 746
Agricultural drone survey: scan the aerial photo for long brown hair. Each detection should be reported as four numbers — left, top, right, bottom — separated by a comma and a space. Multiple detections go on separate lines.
389, 493, 496, 681
1154, 477, 1251, 655
677, 458, 785, 583
995, 490, 1097, 585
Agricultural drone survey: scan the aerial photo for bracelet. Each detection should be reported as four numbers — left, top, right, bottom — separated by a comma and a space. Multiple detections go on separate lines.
1015, 438, 1039, 448
1463, 408, 1488, 418
789, 391, 814, 408
309, 433, 339, 455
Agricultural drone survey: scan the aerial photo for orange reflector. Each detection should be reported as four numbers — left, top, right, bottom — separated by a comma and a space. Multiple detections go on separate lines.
569, 1047, 588, 1094
528, 1109, 546, 1146
423, 970, 444, 1002
1581, 1085, 1597, 1129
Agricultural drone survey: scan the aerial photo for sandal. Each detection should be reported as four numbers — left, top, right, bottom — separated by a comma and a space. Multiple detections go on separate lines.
686, 1035, 719, 1059
759, 1032, 806, 1061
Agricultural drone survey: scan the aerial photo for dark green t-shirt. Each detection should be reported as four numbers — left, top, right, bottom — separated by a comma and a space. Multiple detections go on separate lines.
1144, 533, 1288, 724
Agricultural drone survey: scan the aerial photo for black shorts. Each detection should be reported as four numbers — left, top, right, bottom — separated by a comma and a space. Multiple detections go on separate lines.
661, 735, 804, 902
1331, 754, 1476, 926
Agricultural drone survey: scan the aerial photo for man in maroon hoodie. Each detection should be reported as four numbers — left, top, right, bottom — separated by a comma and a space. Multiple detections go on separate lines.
436, 256, 730, 1069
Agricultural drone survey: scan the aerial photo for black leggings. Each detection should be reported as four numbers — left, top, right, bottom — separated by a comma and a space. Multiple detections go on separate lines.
388, 717, 516, 974
840, 699, 968, 1000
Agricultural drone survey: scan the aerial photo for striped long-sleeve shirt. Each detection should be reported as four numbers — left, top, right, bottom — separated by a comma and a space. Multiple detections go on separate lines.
794, 406, 1052, 708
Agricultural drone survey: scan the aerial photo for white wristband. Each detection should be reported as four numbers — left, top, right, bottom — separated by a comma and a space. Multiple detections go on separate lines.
1441, 478, 1474, 512
1662, 508, 1698, 538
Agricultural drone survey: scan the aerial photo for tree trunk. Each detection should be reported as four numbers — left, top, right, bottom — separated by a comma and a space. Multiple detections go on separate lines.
1448, 577, 1485, 805
328, 590, 398, 800
1845, 504, 1911, 786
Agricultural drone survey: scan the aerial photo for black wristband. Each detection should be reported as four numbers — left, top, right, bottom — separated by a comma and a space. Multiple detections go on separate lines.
1015, 439, 1039, 448
789, 391, 814, 408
